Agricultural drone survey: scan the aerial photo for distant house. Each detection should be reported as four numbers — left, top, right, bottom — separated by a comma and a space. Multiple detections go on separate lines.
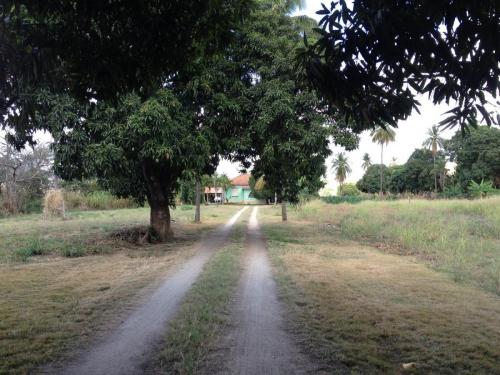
204, 187, 224, 203
225, 174, 260, 204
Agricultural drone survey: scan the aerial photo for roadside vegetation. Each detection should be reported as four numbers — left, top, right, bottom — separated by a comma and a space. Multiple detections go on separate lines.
154, 220, 247, 374
0, 205, 239, 374
260, 202, 500, 374
0, 205, 239, 263
296, 198, 500, 294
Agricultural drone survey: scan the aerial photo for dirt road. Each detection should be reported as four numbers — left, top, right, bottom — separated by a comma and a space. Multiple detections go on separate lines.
59, 207, 248, 375
202, 206, 314, 374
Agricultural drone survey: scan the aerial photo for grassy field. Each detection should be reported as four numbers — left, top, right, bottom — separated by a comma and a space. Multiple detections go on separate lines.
260, 200, 500, 374
0, 205, 239, 263
296, 197, 500, 294
0, 205, 239, 374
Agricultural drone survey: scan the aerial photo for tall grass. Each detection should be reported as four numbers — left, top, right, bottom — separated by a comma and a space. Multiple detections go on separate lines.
63, 190, 137, 211
294, 197, 500, 294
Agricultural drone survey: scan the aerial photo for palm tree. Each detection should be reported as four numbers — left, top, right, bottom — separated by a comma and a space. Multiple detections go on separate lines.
361, 153, 371, 171
332, 152, 351, 188
423, 125, 444, 192
371, 126, 396, 195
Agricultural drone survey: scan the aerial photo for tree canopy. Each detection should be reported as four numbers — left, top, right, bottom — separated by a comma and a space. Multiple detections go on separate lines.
233, 2, 356, 215
357, 149, 447, 194
445, 126, 500, 189
0, 0, 252, 145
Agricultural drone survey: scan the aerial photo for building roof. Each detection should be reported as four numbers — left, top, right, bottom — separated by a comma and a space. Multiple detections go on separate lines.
231, 173, 250, 187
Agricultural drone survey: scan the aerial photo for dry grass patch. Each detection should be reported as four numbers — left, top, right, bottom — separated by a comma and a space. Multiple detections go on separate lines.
0, 205, 240, 374
260, 206, 500, 374
0, 250, 192, 374
294, 198, 500, 294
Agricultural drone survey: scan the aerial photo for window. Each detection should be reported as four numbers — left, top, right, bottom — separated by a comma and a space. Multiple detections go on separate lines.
231, 188, 240, 197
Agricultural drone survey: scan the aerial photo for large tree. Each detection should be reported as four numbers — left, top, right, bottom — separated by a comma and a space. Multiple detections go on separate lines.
302, 0, 499, 131
356, 164, 390, 194
402, 149, 445, 193
234, 2, 354, 221
1, 1, 251, 240
52, 90, 209, 241
445, 126, 500, 189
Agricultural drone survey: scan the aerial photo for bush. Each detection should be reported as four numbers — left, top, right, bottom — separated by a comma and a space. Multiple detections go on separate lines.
337, 183, 361, 196
468, 180, 497, 199
14, 239, 46, 261
441, 184, 464, 199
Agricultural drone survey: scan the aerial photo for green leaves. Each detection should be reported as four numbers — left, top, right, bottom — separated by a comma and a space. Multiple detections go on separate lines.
304, 0, 500, 131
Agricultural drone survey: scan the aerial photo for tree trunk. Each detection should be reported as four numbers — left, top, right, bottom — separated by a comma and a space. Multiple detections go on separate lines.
379, 144, 384, 196
281, 199, 287, 222
142, 162, 174, 242
150, 203, 173, 241
433, 155, 438, 193
195, 177, 201, 223
274, 192, 277, 205
6, 169, 18, 214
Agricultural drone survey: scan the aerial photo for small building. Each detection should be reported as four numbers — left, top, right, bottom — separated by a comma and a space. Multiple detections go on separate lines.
204, 187, 224, 203
226, 174, 259, 204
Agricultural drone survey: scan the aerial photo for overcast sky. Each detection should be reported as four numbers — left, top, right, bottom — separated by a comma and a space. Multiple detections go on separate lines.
217, 0, 460, 193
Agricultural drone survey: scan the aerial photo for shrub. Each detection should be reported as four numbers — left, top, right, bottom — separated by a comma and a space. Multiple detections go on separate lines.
337, 183, 361, 196
468, 180, 497, 199
441, 184, 464, 199
14, 239, 46, 261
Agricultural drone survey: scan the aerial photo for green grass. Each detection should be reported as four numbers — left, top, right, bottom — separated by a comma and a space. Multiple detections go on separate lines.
154, 221, 247, 374
294, 197, 500, 294
260, 206, 500, 374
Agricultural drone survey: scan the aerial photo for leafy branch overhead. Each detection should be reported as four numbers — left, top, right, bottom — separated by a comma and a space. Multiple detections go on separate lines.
302, 0, 500, 131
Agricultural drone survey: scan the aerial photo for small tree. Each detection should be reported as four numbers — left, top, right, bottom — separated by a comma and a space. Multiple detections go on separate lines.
361, 153, 371, 171
371, 127, 396, 195
468, 180, 496, 199
332, 152, 351, 188
337, 183, 360, 196
423, 126, 445, 192
0, 136, 52, 214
